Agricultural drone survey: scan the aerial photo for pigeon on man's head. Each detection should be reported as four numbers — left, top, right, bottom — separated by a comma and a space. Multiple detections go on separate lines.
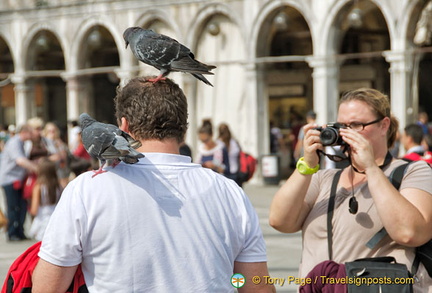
123, 26, 216, 86
79, 113, 144, 177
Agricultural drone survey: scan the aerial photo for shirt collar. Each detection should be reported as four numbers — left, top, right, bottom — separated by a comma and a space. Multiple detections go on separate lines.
406, 145, 425, 154
136, 153, 193, 165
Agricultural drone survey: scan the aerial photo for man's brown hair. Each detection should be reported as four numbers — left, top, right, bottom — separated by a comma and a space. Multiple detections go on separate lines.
114, 77, 188, 143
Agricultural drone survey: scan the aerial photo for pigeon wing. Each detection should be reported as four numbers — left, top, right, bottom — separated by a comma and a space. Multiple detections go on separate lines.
105, 123, 142, 149
134, 33, 183, 69
102, 135, 144, 164
83, 129, 115, 159
101, 135, 129, 160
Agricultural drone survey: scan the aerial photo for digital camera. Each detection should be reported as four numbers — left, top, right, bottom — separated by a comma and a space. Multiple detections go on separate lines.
315, 123, 347, 146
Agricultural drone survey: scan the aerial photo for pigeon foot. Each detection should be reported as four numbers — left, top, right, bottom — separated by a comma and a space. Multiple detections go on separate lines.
148, 75, 166, 83
92, 167, 107, 178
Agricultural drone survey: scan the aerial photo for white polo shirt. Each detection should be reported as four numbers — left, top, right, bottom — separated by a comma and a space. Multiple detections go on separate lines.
39, 153, 267, 292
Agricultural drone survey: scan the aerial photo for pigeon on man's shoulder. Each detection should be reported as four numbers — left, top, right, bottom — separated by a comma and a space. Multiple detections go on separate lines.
79, 113, 144, 177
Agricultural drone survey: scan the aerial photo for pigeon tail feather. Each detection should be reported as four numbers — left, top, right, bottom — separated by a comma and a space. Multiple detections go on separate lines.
170, 58, 216, 75
191, 73, 214, 87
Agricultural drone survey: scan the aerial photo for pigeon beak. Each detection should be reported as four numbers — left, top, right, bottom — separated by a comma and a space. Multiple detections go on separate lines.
125, 41, 129, 49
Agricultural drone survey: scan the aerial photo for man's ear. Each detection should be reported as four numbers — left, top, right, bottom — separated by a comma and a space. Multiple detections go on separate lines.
119, 117, 129, 133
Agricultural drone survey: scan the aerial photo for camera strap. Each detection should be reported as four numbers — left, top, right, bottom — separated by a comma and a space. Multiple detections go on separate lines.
316, 144, 351, 163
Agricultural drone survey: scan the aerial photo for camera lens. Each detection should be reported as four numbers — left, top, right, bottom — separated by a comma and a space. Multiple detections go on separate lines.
320, 128, 339, 146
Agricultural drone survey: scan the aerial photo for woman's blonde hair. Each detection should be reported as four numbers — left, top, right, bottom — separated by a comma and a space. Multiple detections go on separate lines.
339, 88, 399, 148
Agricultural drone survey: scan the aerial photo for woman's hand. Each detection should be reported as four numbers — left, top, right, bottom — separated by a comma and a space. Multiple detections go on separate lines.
340, 128, 376, 171
302, 124, 323, 167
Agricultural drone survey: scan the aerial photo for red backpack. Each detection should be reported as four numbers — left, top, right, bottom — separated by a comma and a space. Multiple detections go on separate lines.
238, 151, 257, 183
1, 242, 87, 293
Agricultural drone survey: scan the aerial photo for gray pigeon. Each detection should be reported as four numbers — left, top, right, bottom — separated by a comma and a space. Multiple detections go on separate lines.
79, 113, 144, 177
123, 26, 216, 86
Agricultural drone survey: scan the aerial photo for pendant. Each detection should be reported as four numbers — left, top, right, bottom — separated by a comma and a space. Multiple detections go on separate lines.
349, 196, 358, 214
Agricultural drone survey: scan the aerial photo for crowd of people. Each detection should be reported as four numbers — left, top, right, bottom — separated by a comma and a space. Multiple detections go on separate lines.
0, 80, 431, 292
0, 118, 93, 241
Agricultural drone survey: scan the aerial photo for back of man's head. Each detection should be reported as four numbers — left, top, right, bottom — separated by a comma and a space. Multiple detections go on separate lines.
114, 77, 188, 143
404, 123, 423, 145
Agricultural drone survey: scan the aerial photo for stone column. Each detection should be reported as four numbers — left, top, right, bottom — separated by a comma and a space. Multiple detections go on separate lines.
383, 50, 413, 129
11, 75, 34, 126
62, 74, 82, 122
62, 74, 91, 147
306, 56, 340, 124
245, 62, 261, 157
247, 62, 264, 184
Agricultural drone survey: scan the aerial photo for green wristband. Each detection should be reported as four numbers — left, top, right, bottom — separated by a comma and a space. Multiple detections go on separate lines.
296, 157, 319, 175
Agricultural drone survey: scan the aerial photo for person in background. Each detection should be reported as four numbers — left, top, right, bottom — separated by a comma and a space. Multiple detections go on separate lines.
23, 117, 60, 201
294, 110, 317, 162
72, 131, 91, 162
43, 122, 70, 188
417, 111, 430, 135
423, 134, 432, 152
401, 123, 432, 165
8, 124, 16, 137
196, 119, 230, 175
0, 124, 38, 241
269, 88, 432, 292
218, 122, 241, 185
270, 120, 284, 154
33, 77, 273, 293
0, 125, 7, 164
68, 120, 81, 153
179, 141, 192, 158
29, 159, 62, 241
26, 117, 60, 163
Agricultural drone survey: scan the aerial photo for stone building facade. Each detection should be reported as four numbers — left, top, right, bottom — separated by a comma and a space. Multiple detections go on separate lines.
0, 0, 431, 170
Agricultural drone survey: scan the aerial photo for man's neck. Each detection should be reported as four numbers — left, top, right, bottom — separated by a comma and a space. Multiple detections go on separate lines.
406, 144, 424, 154
136, 138, 181, 154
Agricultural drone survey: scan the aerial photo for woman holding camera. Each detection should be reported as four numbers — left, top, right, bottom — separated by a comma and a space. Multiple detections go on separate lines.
269, 88, 432, 291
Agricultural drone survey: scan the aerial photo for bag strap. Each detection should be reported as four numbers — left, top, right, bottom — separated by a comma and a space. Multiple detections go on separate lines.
388, 161, 411, 190
365, 162, 423, 275
365, 162, 411, 249
327, 169, 343, 260
327, 162, 411, 261
352, 256, 397, 263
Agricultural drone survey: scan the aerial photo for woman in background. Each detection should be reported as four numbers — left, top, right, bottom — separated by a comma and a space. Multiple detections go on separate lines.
196, 119, 230, 176
218, 123, 241, 185
43, 122, 70, 188
29, 159, 62, 241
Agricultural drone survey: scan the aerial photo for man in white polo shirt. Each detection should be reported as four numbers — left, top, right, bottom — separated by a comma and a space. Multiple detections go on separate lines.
33, 77, 274, 293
